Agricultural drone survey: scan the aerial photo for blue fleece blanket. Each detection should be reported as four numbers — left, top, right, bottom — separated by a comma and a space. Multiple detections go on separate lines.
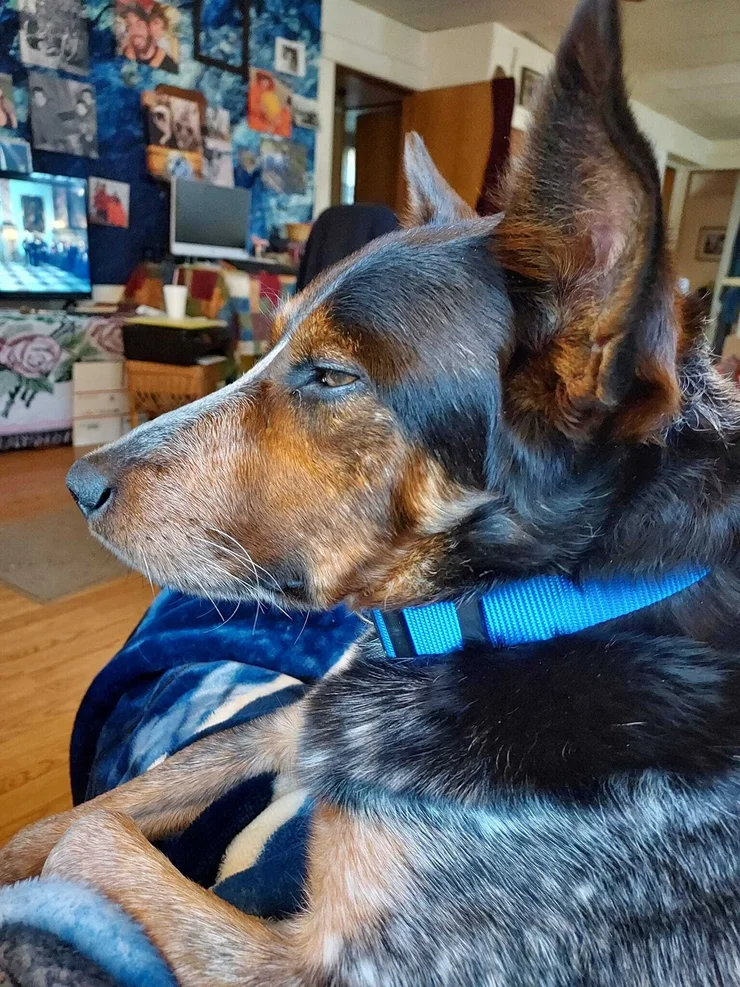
0, 591, 364, 985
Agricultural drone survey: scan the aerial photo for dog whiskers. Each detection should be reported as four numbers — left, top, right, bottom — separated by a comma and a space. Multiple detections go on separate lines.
197, 548, 293, 622
141, 555, 156, 599
205, 526, 283, 591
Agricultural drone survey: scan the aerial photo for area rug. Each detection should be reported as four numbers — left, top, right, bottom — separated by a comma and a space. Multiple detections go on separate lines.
0, 504, 128, 602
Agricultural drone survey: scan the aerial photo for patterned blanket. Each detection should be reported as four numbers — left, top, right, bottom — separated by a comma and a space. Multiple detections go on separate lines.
0, 591, 364, 985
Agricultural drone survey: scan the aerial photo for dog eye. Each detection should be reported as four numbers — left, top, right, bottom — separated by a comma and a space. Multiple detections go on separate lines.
318, 369, 359, 388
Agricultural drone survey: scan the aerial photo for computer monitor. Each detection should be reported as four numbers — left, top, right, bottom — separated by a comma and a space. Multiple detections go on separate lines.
171, 180, 252, 261
0, 172, 91, 298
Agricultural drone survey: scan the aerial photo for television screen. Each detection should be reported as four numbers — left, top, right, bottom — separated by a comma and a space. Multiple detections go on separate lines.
0, 172, 91, 297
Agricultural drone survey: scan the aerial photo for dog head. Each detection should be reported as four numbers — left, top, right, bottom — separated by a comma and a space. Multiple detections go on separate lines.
68, 0, 694, 612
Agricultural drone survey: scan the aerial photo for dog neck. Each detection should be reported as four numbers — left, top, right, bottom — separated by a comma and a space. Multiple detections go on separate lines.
371, 566, 709, 659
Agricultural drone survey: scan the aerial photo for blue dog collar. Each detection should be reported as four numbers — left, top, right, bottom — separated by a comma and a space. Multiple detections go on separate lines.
371, 567, 709, 659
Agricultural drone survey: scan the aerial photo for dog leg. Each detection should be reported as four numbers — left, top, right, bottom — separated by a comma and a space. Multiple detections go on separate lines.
42, 809, 302, 987
42, 802, 412, 987
0, 701, 304, 885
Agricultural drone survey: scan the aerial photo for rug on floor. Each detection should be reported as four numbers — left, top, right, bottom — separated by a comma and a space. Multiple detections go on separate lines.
0, 504, 128, 602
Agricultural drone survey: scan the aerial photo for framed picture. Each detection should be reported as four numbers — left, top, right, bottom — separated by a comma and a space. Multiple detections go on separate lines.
291, 93, 319, 129
19, 0, 89, 76
141, 90, 203, 181
203, 106, 234, 187
695, 226, 726, 262
247, 68, 292, 138
88, 177, 130, 228
274, 37, 305, 78
28, 72, 98, 158
115, 0, 180, 74
193, 0, 249, 77
260, 137, 307, 194
519, 67, 544, 112
0, 136, 32, 174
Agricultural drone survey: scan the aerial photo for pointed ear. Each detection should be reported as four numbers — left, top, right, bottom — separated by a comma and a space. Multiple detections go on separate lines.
496, 0, 681, 442
403, 132, 476, 227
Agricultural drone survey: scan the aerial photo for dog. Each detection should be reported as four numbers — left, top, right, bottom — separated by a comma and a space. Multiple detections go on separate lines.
4, 0, 740, 983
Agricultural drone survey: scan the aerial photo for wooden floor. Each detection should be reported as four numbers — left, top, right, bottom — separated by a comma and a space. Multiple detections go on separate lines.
0, 446, 152, 843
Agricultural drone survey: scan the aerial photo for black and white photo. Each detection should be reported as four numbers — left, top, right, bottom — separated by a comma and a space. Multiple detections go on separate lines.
203, 106, 234, 187
29, 72, 98, 158
274, 37, 306, 77
290, 93, 319, 130
19, 0, 89, 76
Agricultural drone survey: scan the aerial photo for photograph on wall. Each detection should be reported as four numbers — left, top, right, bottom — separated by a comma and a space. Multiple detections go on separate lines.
203, 106, 234, 187
696, 226, 726, 262
260, 137, 307, 195
19, 0, 89, 76
274, 37, 306, 78
29, 72, 98, 158
290, 93, 319, 130
519, 66, 543, 112
248, 68, 292, 138
115, 0, 180, 73
88, 177, 130, 228
0, 137, 33, 174
142, 90, 203, 180
0, 76, 18, 131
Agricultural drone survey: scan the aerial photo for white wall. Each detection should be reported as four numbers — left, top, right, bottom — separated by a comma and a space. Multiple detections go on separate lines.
673, 171, 738, 290
316, 0, 740, 216
321, 0, 426, 91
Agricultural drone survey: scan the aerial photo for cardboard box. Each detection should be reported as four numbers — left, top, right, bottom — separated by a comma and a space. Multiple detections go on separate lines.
73, 361, 125, 391
73, 415, 129, 448
73, 361, 129, 448
74, 389, 129, 418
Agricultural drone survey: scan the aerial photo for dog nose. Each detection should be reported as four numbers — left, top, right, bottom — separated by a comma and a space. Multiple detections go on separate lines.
66, 458, 114, 518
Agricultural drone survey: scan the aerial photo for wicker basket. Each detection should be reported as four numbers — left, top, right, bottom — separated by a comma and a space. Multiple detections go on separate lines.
126, 360, 226, 427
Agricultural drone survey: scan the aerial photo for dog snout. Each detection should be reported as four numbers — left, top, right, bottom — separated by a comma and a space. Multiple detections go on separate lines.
66, 458, 114, 519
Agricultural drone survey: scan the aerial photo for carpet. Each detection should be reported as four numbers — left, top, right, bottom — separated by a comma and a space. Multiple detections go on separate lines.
0, 504, 129, 602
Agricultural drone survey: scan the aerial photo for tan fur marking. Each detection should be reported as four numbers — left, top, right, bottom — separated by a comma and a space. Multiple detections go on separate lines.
0, 703, 304, 884
43, 810, 300, 987
297, 804, 411, 972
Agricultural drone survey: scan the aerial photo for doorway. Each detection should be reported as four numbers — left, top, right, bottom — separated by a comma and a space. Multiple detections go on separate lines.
673, 170, 739, 293
332, 66, 412, 211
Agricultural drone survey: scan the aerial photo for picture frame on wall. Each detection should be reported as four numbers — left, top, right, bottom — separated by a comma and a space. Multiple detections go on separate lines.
519, 66, 544, 112
274, 37, 306, 77
0, 136, 33, 174
193, 0, 249, 77
695, 226, 726, 262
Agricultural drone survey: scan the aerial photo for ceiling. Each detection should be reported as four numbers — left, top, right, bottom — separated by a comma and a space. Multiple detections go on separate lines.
354, 0, 740, 140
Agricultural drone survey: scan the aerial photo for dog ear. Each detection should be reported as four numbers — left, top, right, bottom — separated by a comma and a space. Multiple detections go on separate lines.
403, 132, 476, 227
496, 0, 680, 442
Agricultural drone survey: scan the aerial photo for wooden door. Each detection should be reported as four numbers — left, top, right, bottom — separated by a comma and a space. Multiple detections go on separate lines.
354, 105, 403, 210
398, 81, 494, 211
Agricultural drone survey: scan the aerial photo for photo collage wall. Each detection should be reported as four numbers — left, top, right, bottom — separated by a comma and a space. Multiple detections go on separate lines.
0, 0, 322, 284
